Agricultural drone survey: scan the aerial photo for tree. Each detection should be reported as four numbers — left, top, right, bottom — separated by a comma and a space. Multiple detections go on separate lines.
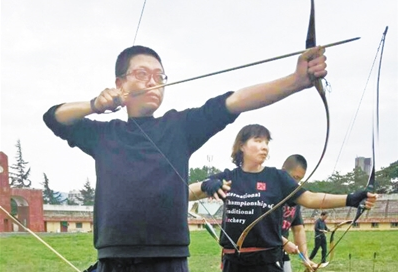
305, 168, 368, 194
326, 171, 351, 193
303, 171, 352, 194
305, 161, 398, 194
9, 139, 32, 188
76, 178, 95, 205
66, 198, 79, 206
390, 179, 398, 194
351, 166, 369, 189
189, 166, 221, 184
376, 160, 398, 193
41, 173, 64, 204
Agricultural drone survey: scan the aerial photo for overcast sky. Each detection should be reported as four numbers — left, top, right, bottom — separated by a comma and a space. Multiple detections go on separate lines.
1, 0, 397, 193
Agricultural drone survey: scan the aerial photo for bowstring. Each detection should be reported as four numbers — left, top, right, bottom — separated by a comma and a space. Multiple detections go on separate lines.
129, 119, 238, 250
1, 2, 151, 271
314, 26, 388, 272
331, 27, 387, 175
127, 0, 238, 251
132, 0, 147, 45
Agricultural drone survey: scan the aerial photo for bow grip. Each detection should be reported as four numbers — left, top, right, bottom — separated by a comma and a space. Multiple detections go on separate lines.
354, 183, 374, 222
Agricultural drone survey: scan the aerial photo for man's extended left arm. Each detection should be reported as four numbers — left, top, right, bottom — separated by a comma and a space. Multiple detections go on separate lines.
225, 47, 327, 114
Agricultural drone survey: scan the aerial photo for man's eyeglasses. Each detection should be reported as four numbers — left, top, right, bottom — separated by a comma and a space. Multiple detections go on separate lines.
123, 69, 168, 84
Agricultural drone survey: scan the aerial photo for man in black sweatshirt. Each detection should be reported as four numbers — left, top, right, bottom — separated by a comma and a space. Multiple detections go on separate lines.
44, 45, 330, 272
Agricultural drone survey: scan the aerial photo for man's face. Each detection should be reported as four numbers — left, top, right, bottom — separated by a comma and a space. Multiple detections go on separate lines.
287, 166, 306, 183
118, 54, 165, 116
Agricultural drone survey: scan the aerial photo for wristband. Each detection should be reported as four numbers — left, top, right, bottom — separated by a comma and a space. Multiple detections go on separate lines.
90, 97, 102, 114
283, 240, 289, 247
201, 178, 222, 197
346, 189, 368, 207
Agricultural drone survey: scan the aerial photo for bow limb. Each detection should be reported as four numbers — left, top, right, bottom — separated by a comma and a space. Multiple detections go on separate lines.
327, 220, 352, 263
305, 2, 333, 270
305, 0, 330, 185
236, 0, 330, 250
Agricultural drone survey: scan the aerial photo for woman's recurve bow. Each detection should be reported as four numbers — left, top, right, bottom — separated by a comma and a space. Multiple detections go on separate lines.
314, 25, 388, 271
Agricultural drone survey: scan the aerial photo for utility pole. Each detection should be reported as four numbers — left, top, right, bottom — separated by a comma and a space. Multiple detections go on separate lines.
207, 155, 213, 175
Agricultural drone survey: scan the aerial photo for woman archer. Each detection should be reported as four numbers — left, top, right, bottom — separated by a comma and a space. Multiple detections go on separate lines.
191, 124, 377, 272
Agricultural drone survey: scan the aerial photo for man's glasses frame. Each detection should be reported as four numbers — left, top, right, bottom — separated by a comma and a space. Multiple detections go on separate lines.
122, 68, 168, 84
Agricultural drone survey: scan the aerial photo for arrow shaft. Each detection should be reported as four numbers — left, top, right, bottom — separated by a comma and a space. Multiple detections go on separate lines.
131, 37, 360, 96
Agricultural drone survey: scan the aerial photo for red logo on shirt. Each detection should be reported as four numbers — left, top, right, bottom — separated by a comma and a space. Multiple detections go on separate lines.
256, 182, 266, 191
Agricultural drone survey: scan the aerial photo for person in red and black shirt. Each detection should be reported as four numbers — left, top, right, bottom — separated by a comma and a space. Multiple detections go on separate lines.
281, 154, 316, 272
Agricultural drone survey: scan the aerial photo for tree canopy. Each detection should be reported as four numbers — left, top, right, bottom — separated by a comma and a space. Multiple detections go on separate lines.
304, 161, 398, 194
189, 166, 221, 184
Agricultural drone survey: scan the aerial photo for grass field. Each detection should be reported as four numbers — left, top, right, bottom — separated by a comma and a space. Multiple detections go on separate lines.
1, 230, 397, 271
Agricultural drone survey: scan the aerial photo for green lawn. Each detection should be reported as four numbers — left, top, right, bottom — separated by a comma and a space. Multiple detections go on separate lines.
0, 230, 397, 271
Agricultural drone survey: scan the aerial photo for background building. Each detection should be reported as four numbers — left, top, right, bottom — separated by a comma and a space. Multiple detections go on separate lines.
355, 156, 372, 175
43, 204, 93, 233
68, 190, 83, 205
1, 150, 397, 234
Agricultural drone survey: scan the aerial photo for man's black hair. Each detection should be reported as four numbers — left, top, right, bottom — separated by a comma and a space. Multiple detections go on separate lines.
115, 45, 163, 77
